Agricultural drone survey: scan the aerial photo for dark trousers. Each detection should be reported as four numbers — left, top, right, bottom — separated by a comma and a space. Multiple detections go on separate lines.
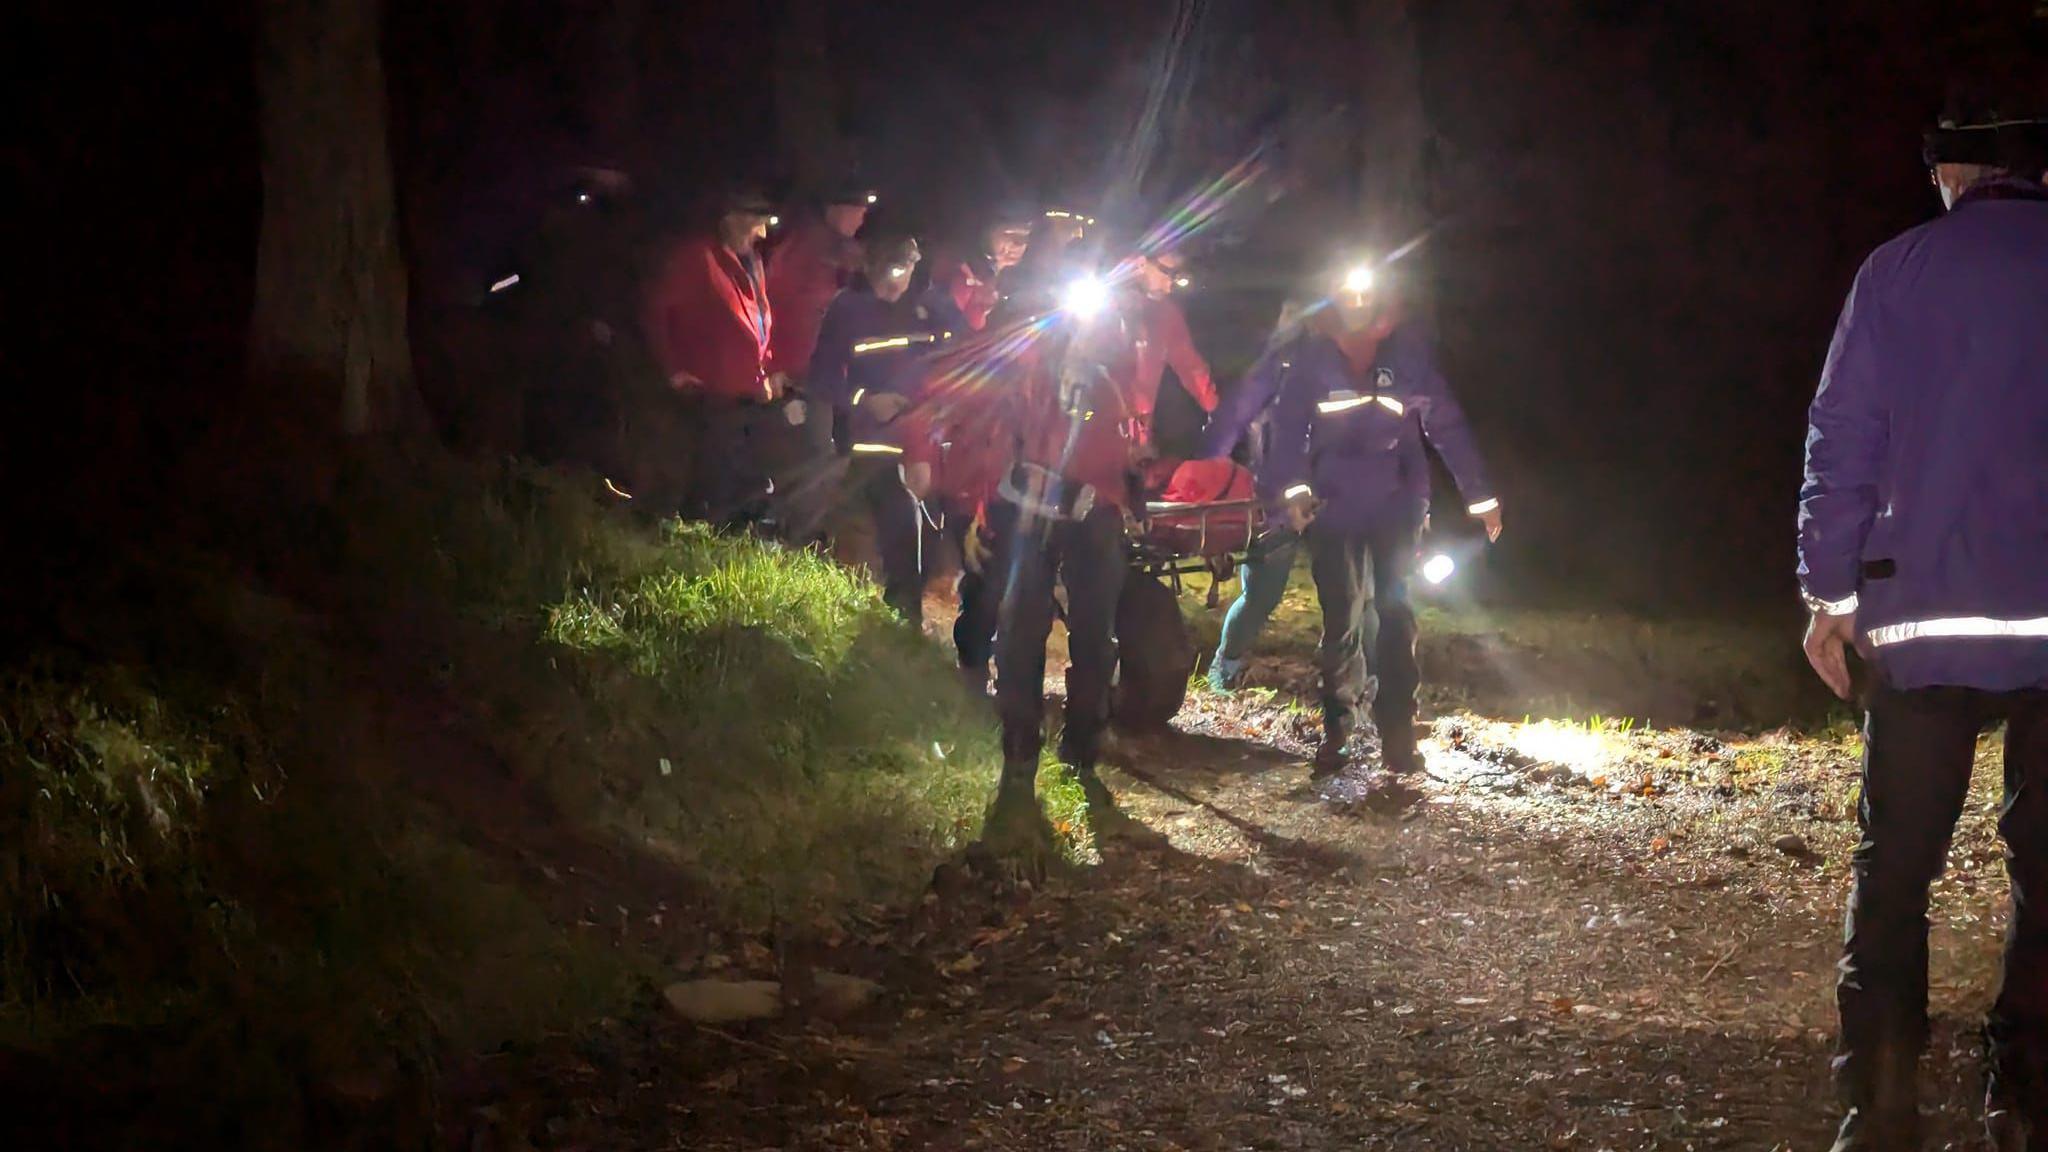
1306, 514, 1422, 754
1836, 683, 2048, 1123
989, 501, 1127, 777
685, 399, 780, 529
945, 500, 1000, 682
849, 458, 926, 626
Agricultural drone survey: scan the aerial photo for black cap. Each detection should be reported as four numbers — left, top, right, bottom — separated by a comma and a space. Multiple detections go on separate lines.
989, 201, 1040, 232
865, 234, 922, 269
720, 183, 777, 216
1924, 83, 2048, 170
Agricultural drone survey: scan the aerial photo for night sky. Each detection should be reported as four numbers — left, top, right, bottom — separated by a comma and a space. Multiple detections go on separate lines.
17, 0, 2046, 614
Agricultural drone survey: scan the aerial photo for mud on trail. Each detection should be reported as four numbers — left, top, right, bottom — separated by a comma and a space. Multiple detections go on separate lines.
466, 601, 2017, 1152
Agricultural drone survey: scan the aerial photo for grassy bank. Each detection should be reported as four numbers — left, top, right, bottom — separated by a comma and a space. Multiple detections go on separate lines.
0, 461, 1055, 1142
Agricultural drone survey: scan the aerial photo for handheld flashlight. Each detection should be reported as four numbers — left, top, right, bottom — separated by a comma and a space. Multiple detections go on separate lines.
1422, 553, 1456, 585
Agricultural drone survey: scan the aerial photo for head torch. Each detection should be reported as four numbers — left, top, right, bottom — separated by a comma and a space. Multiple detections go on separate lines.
1922, 117, 2048, 169
1059, 274, 1112, 319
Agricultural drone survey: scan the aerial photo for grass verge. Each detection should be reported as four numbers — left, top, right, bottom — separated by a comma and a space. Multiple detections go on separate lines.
0, 458, 1048, 1141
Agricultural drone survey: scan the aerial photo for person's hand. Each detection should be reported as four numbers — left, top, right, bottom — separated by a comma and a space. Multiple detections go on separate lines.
1474, 503, 1503, 542
863, 392, 910, 422
669, 370, 704, 391
901, 461, 933, 500
1283, 491, 1320, 533
782, 397, 808, 426
1804, 609, 1858, 700
764, 372, 792, 401
962, 509, 993, 573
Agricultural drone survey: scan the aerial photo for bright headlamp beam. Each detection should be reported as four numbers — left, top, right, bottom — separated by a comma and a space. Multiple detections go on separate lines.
1423, 554, 1456, 585
1342, 265, 1376, 294
1060, 275, 1111, 318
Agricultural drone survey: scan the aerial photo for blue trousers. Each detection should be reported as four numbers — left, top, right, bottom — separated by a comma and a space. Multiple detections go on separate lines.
1209, 527, 1301, 689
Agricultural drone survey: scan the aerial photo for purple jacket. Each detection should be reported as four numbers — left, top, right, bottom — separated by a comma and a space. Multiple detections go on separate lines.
1206, 322, 1491, 532
808, 287, 947, 454
1798, 178, 2048, 691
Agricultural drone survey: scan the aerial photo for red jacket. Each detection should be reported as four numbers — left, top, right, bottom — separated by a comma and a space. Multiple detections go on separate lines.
926, 310, 1155, 513
971, 317, 1146, 512
641, 235, 773, 401
1127, 294, 1217, 422
929, 251, 1000, 333
764, 218, 858, 377
910, 328, 1008, 505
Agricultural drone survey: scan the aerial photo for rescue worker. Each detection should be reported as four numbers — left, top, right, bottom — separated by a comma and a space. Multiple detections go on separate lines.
1122, 245, 1219, 490
931, 343, 1015, 695
805, 235, 942, 623
1216, 257, 1499, 779
1200, 295, 1336, 691
919, 207, 1033, 337
1797, 103, 2048, 1152
966, 261, 1150, 847
639, 184, 782, 525
1202, 294, 1434, 693
997, 204, 1092, 318
765, 182, 872, 377
933, 205, 1040, 693
764, 182, 874, 541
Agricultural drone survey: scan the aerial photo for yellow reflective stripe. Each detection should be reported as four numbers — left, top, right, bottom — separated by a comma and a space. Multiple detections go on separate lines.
850, 388, 866, 406
1375, 395, 1405, 415
1467, 498, 1500, 516
851, 333, 939, 356
1317, 393, 1371, 414
1283, 484, 1314, 500
851, 443, 904, 456
1867, 617, 2048, 648
1808, 591, 1859, 616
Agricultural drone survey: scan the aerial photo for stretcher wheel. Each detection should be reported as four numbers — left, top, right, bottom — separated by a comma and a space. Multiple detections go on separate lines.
1112, 574, 1195, 732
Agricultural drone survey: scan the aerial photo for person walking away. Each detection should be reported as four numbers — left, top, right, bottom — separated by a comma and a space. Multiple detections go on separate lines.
1798, 102, 2048, 1152
638, 185, 782, 526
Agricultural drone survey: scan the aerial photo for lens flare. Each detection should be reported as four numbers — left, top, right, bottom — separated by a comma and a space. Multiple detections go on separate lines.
1061, 275, 1111, 318
1342, 265, 1377, 294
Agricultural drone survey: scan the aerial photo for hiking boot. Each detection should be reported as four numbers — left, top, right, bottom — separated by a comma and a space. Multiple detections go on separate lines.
1207, 653, 1248, 692
1381, 737, 1423, 777
1311, 738, 1351, 780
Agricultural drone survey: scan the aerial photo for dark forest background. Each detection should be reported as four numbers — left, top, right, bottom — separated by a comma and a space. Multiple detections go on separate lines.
14, 0, 2047, 614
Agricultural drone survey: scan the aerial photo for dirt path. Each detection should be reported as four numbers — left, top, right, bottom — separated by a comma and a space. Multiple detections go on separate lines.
468, 675, 2017, 1152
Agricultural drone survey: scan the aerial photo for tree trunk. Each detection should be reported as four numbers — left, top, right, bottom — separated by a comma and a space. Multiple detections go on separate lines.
249, 0, 419, 446
772, 0, 849, 194
1353, 0, 1429, 246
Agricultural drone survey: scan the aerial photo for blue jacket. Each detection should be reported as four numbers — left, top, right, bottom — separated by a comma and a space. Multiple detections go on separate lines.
1797, 178, 2048, 691
1204, 321, 1492, 531
808, 287, 947, 454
